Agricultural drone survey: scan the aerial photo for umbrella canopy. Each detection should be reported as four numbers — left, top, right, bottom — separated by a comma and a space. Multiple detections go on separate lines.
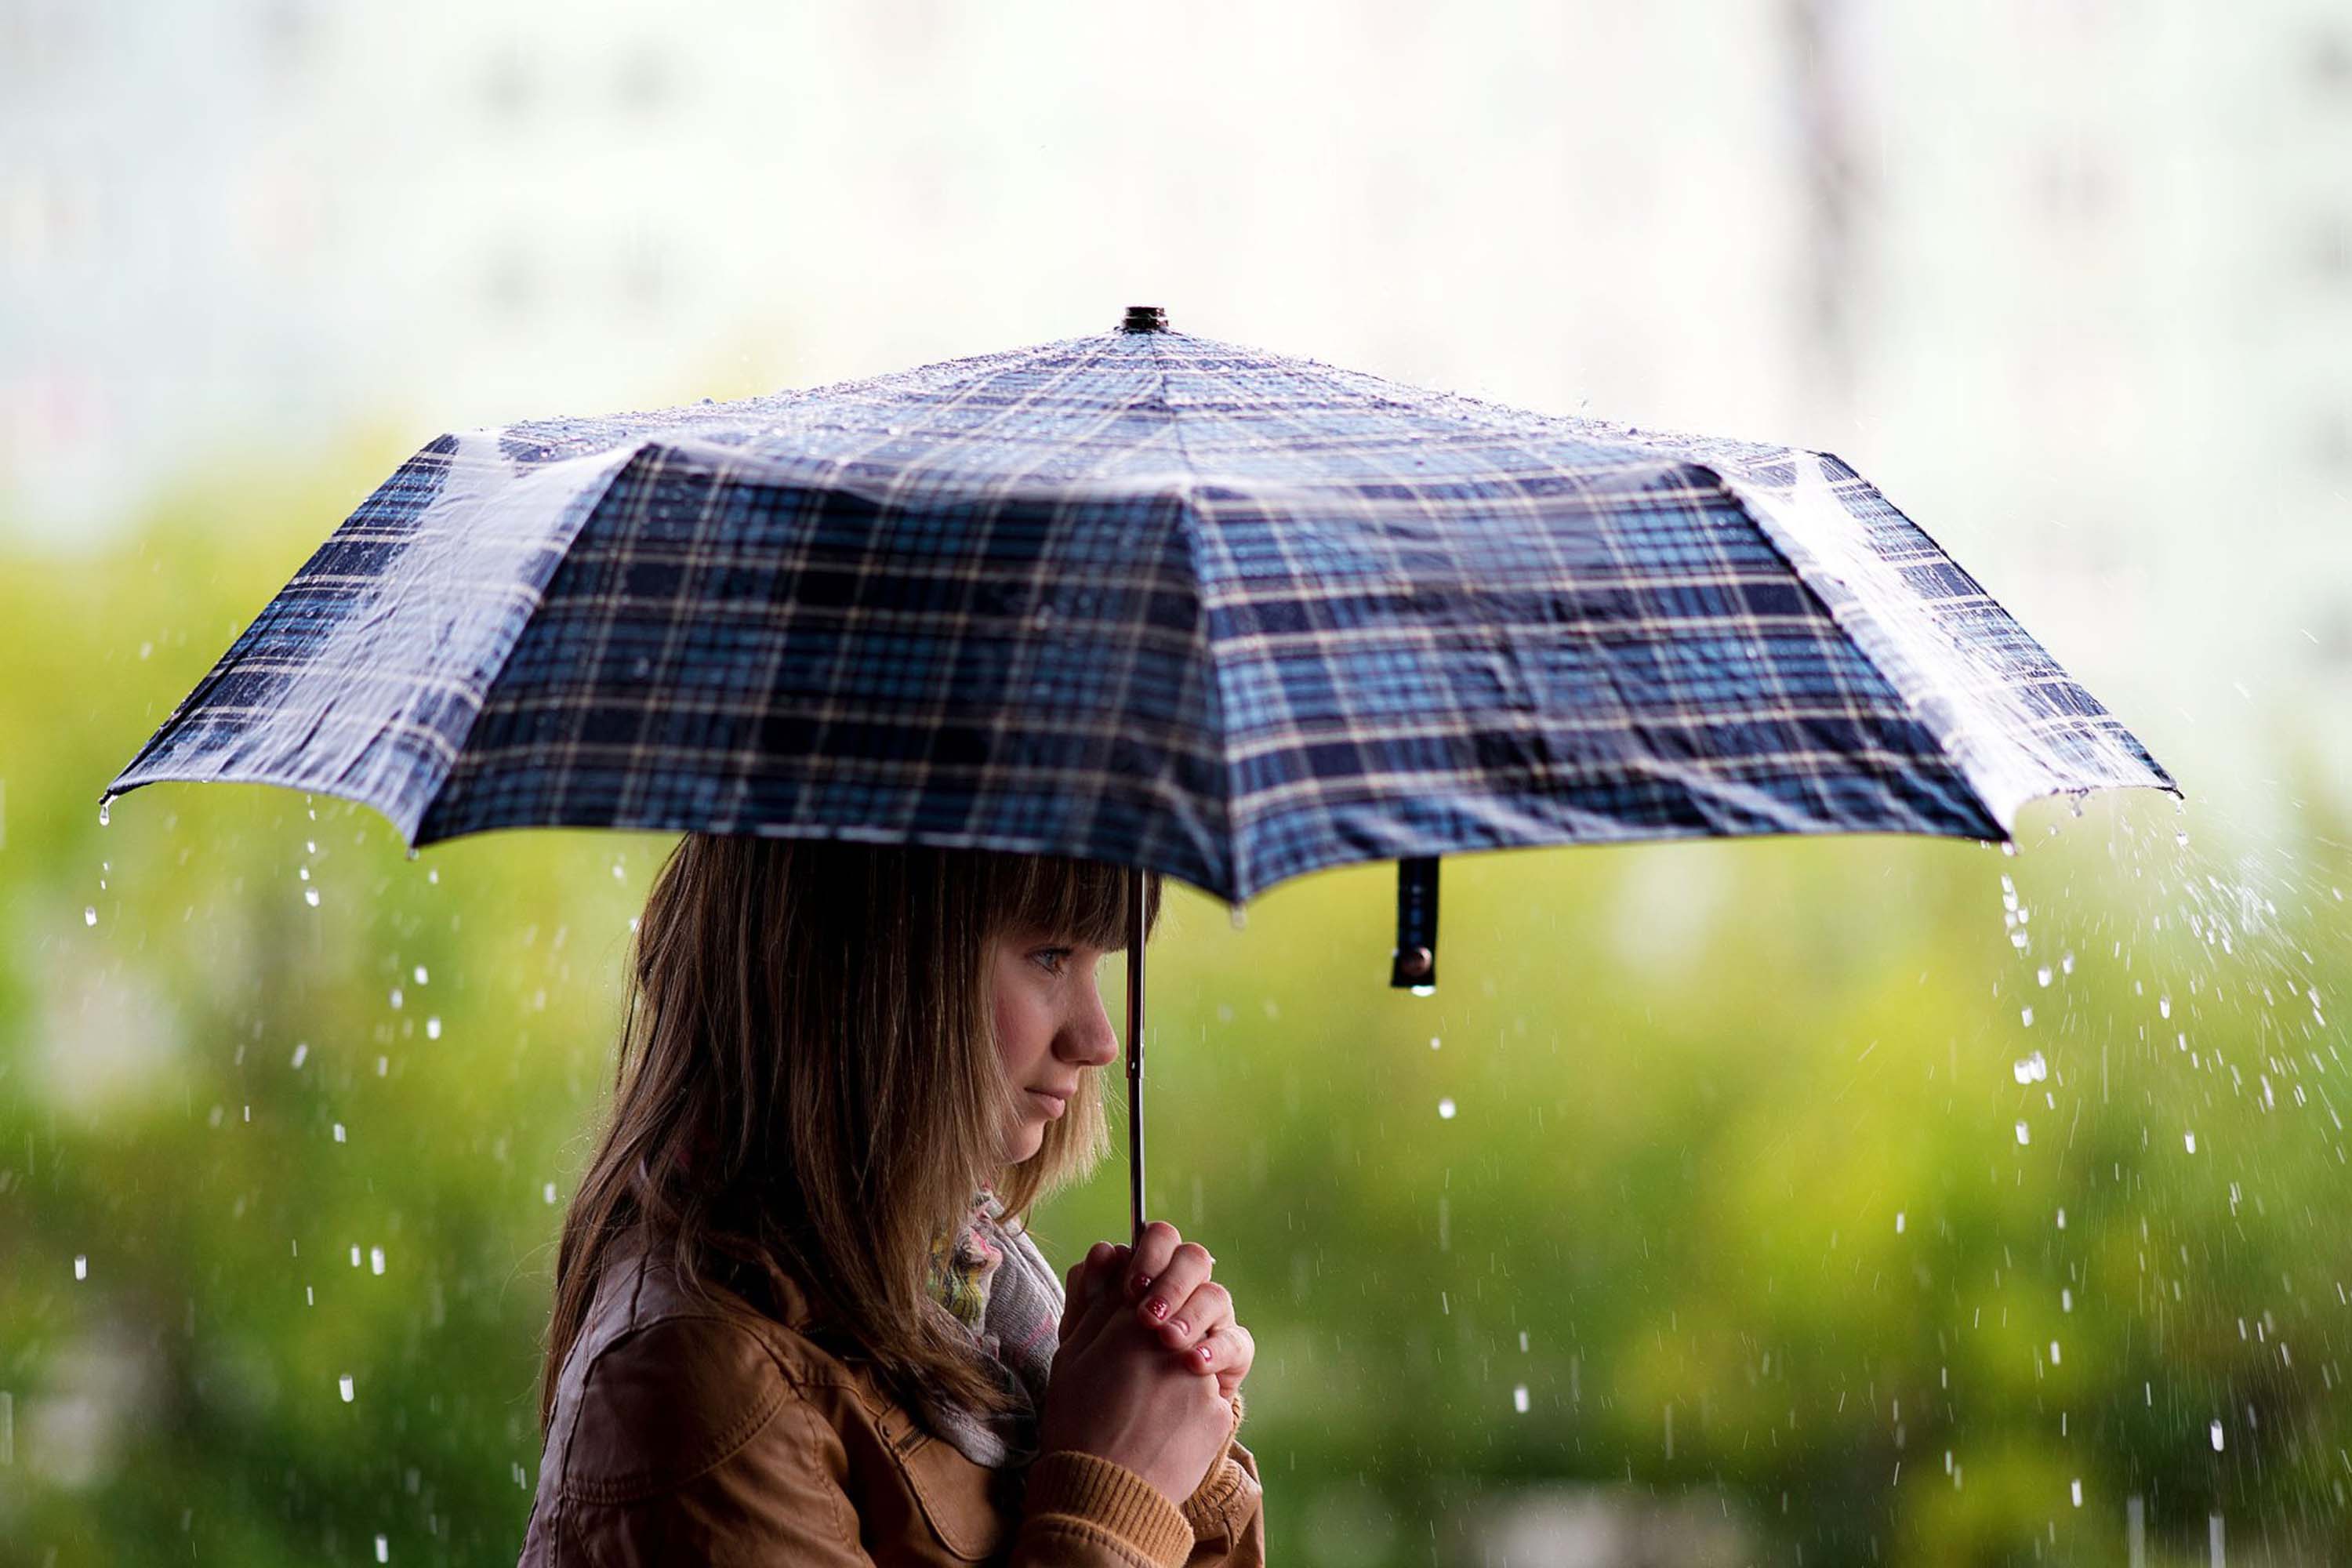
107, 307, 2175, 1236
107, 307, 2172, 898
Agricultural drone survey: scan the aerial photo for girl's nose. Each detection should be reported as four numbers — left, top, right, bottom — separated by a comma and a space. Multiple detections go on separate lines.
1058, 993, 1121, 1069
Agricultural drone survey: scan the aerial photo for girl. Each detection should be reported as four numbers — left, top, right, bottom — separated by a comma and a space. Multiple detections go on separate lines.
518, 835, 1264, 1566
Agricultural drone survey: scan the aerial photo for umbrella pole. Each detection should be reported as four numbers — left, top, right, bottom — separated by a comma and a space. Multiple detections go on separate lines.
1125, 866, 1147, 1245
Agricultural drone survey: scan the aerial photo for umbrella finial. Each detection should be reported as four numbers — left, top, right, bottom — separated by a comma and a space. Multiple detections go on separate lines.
1120, 305, 1169, 333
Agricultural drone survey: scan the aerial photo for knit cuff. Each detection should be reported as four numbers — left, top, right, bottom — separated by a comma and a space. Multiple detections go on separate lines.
1022, 1450, 1194, 1568
1180, 1392, 1250, 1541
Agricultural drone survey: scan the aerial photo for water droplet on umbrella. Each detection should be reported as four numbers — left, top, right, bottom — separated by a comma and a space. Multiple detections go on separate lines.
1437, 1098, 1457, 1120
339, 1374, 355, 1403
83, 906, 96, 927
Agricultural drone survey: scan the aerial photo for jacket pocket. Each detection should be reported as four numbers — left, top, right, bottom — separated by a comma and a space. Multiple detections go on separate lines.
884, 1425, 1014, 1563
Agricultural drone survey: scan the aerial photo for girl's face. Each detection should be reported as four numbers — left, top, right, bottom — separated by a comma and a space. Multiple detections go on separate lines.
988, 923, 1122, 1164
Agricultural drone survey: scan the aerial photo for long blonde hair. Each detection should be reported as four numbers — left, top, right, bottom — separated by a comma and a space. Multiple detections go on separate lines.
539, 834, 1163, 1428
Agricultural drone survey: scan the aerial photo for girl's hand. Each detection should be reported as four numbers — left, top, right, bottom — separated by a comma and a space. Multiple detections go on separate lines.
1061, 1222, 1255, 1403
1041, 1240, 1236, 1506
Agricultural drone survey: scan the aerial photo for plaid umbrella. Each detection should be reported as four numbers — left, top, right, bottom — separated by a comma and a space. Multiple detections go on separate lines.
106, 306, 2175, 1232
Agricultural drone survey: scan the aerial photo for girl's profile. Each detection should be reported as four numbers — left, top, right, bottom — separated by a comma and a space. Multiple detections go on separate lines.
517, 833, 1264, 1566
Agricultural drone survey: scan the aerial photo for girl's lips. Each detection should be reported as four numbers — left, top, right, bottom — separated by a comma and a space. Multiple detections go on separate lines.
1028, 1089, 1069, 1118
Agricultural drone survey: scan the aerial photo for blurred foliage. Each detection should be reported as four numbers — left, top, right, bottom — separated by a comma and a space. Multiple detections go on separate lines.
2, 458, 2349, 1567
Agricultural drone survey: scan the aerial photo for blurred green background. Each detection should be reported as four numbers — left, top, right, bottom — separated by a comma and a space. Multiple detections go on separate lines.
2, 466, 2346, 1566
7, 2, 2351, 1563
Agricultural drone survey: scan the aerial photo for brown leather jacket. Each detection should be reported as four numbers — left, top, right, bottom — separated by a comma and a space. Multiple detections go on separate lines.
517, 1245, 1267, 1566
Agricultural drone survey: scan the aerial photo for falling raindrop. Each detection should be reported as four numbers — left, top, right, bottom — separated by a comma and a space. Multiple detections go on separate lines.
2021, 1006, 2035, 1028
1429, 1036, 1442, 1051
369, 1247, 385, 1276
339, 1374, 355, 1403
1894, 1211, 1906, 1234
2049, 1341, 2061, 1364
388, 986, 403, 1011
426, 1016, 441, 1040
2036, 966, 2052, 987
1512, 1385, 1530, 1414
2015, 1120, 2031, 1145
2210, 1420, 2224, 1452
97, 797, 111, 826
2013, 1051, 2047, 1084
2062, 1288, 2074, 1312
304, 887, 321, 907
412, 965, 429, 985
2160, 996, 2172, 1019
74, 1254, 88, 1280
1437, 1098, 1457, 1120
426, 868, 439, 885
291, 1042, 309, 1069
2071, 1479, 2083, 1508
543, 1182, 558, 1205
333, 1123, 347, 1143
376, 1536, 389, 1563
2184, 1131, 2198, 1153
2060, 951, 2074, 976
83, 906, 96, 927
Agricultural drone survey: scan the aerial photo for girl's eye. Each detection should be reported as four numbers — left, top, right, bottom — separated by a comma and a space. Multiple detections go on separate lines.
1031, 947, 1072, 975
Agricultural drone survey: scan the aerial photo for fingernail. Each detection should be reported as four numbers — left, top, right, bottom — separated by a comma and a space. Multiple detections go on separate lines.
1149, 1298, 1170, 1320
1131, 1273, 1152, 1296
1196, 1345, 1214, 1363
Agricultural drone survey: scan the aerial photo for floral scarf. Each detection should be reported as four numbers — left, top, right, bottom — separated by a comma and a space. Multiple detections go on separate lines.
918, 1186, 1064, 1470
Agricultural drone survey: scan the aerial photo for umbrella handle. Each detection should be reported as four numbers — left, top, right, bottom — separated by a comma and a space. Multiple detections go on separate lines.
1125, 865, 1147, 1245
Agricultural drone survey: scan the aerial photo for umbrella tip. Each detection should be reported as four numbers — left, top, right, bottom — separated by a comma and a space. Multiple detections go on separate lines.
1120, 306, 1169, 333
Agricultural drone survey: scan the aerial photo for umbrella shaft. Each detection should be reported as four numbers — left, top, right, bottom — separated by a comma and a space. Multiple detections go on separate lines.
1126, 867, 1147, 1245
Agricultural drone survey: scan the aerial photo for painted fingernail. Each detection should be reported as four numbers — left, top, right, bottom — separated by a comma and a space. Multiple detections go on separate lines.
1196, 1345, 1214, 1363
1149, 1298, 1170, 1320
1131, 1273, 1152, 1296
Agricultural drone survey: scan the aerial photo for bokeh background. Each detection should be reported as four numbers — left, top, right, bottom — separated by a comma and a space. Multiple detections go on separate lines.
5, 2, 2350, 1564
